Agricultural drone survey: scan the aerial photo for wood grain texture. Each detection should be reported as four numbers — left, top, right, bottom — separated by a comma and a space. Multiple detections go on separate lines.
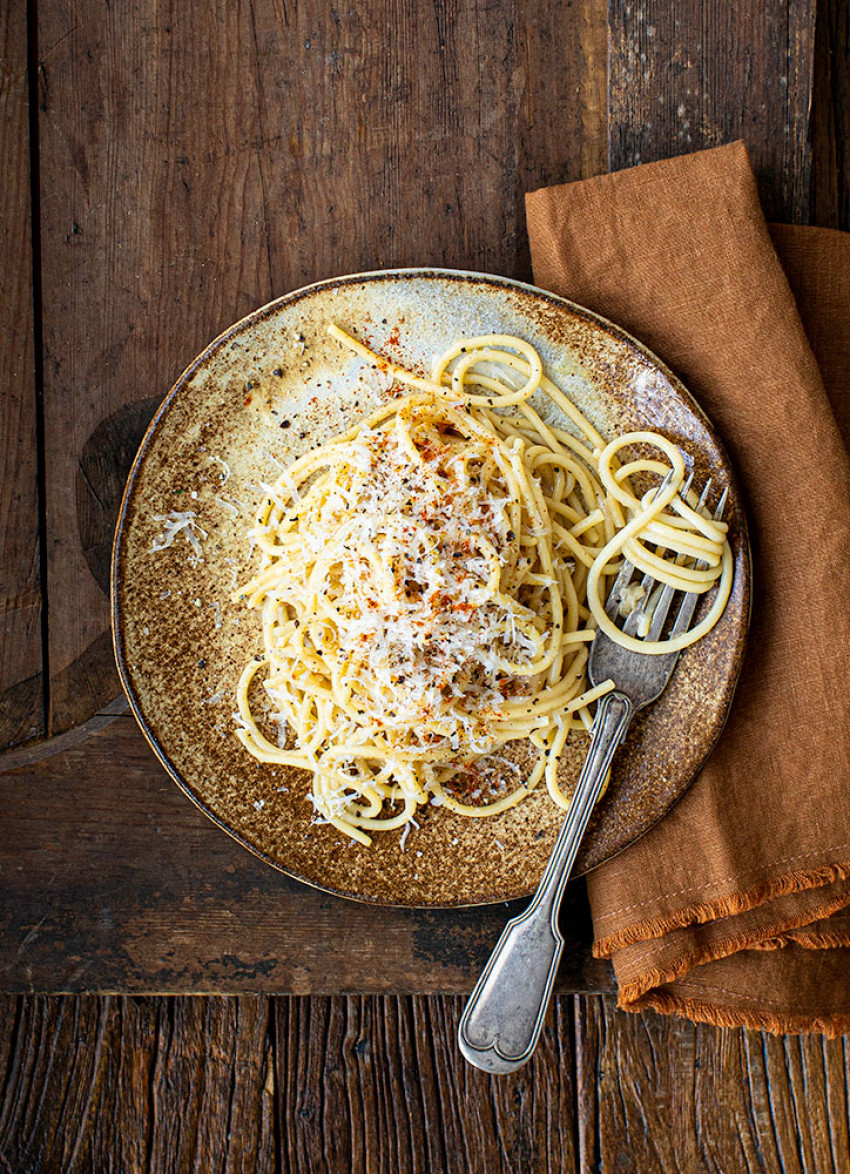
576, 995, 850, 1173
0, 717, 613, 996
274, 996, 577, 1174
0, 994, 275, 1173
810, 0, 850, 228
36, 0, 276, 735
607, 0, 817, 221
0, 994, 575, 1174
0, 0, 43, 750
4, 994, 850, 1173
34, 0, 608, 741
249, 0, 607, 291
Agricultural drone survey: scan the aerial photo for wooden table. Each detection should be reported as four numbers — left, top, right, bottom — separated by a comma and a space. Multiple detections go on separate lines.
1, 1, 848, 1169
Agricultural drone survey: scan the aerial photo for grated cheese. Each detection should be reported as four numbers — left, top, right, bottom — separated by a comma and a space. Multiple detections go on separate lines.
209, 454, 231, 483
151, 510, 207, 558
215, 496, 241, 517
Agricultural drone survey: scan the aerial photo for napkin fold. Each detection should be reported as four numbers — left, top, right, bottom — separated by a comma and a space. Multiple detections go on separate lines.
526, 142, 850, 1034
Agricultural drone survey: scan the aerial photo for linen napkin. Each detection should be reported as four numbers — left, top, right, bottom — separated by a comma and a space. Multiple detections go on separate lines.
526, 142, 850, 1034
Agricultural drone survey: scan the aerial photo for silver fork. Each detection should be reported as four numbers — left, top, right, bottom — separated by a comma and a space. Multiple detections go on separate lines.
458, 479, 726, 1074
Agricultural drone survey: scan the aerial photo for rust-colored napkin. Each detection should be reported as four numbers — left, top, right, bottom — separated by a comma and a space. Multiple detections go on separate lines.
526, 142, 850, 1035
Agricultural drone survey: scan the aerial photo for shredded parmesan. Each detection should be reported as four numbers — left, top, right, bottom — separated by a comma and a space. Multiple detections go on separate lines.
151, 511, 208, 557
209, 454, 231, 483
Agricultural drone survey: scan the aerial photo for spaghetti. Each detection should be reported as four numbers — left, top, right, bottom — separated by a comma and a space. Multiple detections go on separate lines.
232, 328, 732, 845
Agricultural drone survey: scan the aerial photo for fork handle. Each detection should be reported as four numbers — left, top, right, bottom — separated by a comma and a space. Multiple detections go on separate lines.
458, 691, 634, 1074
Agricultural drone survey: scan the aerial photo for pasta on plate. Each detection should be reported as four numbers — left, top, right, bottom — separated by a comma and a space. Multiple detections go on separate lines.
232, 327, 732, 845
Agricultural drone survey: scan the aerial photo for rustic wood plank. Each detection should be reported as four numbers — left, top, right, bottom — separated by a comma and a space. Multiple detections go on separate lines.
36, 0, 607, 736
607, 0, 817, 221
144, 997, 276, 1174
36, 2, 275, 735
0, 995, 116, 1171
274, 995, 577, 1173
810, 0, 850, 228
575, 995, 850, 1173
516, 0, 609, 196
0, 0, 44, 750
0, 995, 275, 1173
0, 994, 576, 1172
3, 993, 849, 1173
250, 0, 606, 291
0, 717, 614, 996
0, 692, 127, 773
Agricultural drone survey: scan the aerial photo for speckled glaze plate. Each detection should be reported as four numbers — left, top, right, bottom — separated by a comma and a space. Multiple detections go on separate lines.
112, 270, 749, 907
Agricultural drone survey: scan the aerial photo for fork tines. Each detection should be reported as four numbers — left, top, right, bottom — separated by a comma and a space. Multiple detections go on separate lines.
605, 478, 727, 643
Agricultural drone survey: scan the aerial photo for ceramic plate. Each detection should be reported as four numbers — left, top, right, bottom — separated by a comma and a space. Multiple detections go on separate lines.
112, 270, 749, 906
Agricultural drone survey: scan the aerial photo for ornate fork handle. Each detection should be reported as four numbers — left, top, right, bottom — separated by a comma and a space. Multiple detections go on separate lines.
457, 691, 634, 1074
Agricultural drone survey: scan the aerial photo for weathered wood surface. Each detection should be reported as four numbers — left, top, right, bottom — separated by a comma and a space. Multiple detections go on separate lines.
811, 0, 850, 226
274, 997, 577, 1173
0, 993, 575, 1173
0, 0, 837, 998
0, 0, 43, 751
0, 716, 614, 995
3, 994, 850, 1173
576, 996, 850, 1173
607, 1, 818, 220
0, 995, 277, 1172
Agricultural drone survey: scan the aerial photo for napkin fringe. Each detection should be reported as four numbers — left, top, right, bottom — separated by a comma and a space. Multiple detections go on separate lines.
592, 859, 850, 957
606, 884, 850, 1032
619, 990, 850, 1038
789, 927, 850, 949
614, 907, 848, 1007
753, 928, 850, 950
